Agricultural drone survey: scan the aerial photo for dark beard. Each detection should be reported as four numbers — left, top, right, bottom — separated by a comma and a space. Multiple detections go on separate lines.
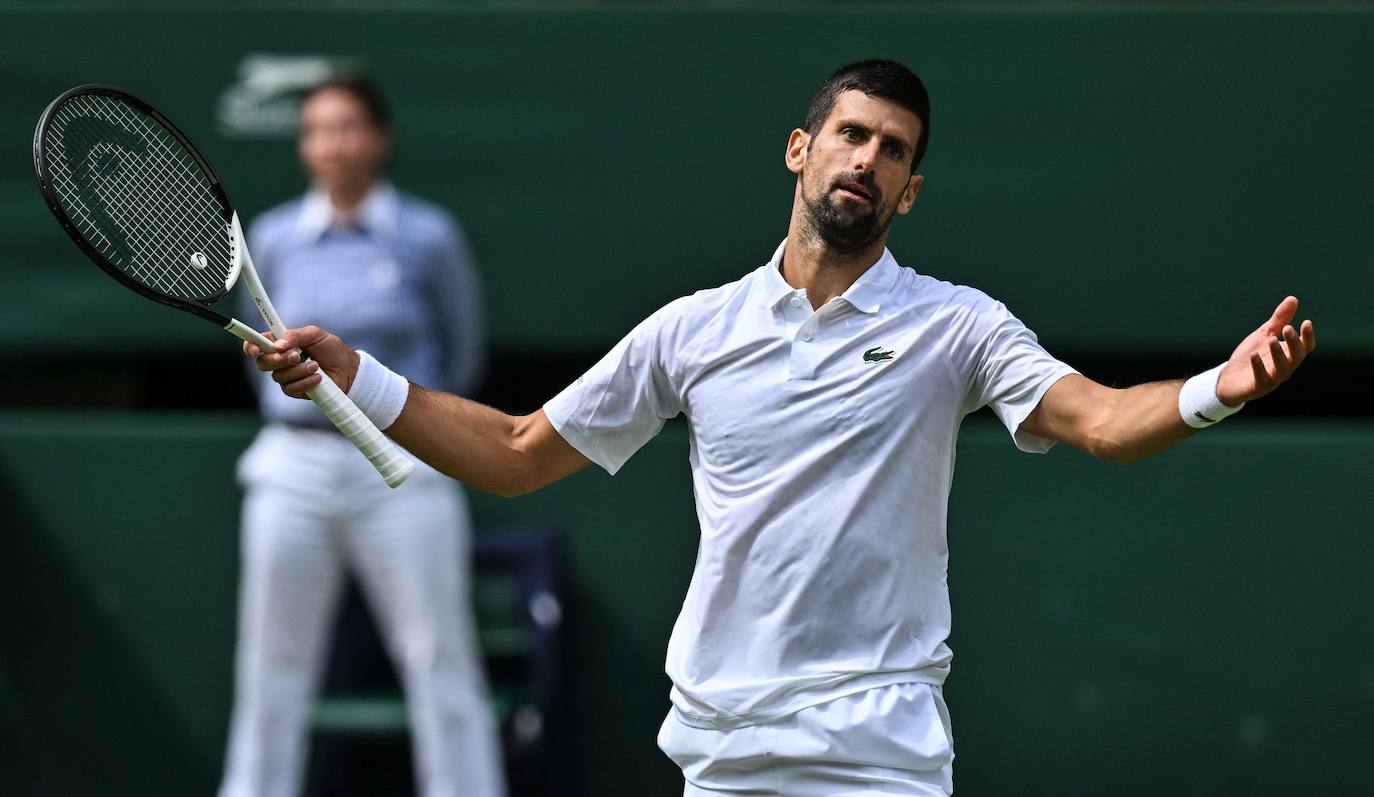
801, 177, 895, 257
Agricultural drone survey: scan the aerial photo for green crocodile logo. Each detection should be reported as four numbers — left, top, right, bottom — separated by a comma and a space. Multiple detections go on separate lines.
863, 346, 895, 363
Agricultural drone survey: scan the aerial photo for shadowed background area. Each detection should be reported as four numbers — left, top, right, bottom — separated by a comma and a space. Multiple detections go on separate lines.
1, 2, 1371, 795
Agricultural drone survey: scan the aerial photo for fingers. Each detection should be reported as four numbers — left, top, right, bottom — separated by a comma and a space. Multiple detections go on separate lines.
241, 325, 333, 356
1266, 332, 1299, 385
1227, 300, 1314, 403
238, 324, 346, 399
240, 330, 279, 359
1282, 325, 1308, 368
285, 325, 333, 351
1300, 319, 1317, 353
271, 359, 323, 398
1266, 295, 1299, 332
244, 325, 333, 371
252, 342, 301, 372
1256, 324, 1308, 388
1263, 332, 1289, 384
1249, 352, 1269, 390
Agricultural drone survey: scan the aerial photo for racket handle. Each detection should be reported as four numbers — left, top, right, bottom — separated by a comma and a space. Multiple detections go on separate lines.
306, 375, 417, 488
224, 317, 415, 487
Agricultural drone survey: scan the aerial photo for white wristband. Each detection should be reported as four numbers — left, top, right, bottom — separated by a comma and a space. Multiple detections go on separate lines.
1179, 363, 1244, 429
348, 350, 410, 431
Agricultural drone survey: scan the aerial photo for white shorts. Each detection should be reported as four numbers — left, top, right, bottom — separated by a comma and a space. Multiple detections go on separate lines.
657, 682, 955, 796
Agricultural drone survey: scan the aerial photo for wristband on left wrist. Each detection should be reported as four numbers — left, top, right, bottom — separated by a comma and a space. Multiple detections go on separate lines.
1179, 363, 1244, 429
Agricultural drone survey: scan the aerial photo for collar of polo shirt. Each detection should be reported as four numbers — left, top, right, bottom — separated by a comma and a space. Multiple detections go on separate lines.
762, 238, 901, 314
297, 181, 400, 240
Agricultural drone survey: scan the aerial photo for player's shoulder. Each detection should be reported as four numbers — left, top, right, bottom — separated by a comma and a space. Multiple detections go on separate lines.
625, 269, 760, 363
895, 265, 1005, 317
652, 268, 759, 330
890, 266, 1022, 350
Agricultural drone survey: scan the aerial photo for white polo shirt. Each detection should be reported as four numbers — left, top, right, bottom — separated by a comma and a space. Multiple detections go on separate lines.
545, 240, 1077, 729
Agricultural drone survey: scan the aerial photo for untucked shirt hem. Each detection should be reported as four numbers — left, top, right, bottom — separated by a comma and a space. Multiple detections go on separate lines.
670, 669, 948, 731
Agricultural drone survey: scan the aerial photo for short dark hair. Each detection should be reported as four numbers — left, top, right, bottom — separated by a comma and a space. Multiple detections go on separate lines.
803, 59, 931, 173
300, 73, 392, 132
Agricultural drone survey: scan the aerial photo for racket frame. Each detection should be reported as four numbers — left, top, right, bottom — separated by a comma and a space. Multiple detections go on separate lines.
34, 84, 240, 325
33, 84, 415, 487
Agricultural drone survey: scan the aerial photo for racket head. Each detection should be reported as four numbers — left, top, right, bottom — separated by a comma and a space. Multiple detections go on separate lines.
33, 84, 241, 325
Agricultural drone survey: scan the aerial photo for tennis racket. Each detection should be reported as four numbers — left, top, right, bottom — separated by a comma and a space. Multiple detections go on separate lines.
33, 84, 416, 488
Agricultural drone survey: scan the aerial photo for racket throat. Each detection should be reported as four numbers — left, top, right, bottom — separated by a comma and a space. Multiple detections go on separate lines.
230, 211, 288, 337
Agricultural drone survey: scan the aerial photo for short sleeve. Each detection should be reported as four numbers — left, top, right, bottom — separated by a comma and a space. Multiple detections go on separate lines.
962, 299, 1077, 453
544, 303, 686, 475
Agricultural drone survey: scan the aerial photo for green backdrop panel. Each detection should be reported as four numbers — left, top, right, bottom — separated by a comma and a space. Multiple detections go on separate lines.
1, 4, 1370, 358
945, 422, 1374, 795
2, 412, 1371, 795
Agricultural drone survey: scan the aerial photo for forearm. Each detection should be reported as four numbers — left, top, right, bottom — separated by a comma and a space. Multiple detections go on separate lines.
247, 326, 590, 495
386, 384, 554, 497
1082, 380, 1195, 463
1024, 374, 1196, 463
1029, 298, 1315, 463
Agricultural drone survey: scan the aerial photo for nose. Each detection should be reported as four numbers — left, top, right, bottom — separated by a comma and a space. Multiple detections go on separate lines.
319, 127, 348, 155
852, 139, 883, 173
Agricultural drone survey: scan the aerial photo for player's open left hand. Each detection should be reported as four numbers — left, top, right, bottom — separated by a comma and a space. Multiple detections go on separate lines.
243, 325, 361, 399
1216, 296, 1316, 407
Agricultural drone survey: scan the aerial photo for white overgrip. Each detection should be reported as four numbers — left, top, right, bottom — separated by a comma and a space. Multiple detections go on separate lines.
307, 375, 417, 488
224, 315, 416, 488
224, 317, 276, 352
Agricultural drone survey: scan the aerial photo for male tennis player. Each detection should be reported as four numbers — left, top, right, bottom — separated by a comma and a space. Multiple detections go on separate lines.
248, 60, 1316, 795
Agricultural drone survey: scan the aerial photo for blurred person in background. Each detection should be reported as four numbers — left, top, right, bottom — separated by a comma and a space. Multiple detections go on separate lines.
218, 74, 505, 797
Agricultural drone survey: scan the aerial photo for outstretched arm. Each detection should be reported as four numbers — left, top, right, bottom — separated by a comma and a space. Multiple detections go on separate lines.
1020, 296, 1316, 463
247, 326, 592, 496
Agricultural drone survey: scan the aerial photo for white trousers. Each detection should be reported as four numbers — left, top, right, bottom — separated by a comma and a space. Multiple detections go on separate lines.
219, 426, 506, 797
658, 682, 955, 796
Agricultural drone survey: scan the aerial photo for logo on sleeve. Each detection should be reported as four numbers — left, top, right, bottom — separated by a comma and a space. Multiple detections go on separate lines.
863, 346, 895, 363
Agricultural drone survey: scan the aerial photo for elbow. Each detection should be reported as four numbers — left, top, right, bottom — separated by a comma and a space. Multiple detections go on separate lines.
480, 458, 544, 498
485, 481, 527, 499
494, 469, 543, 498
494, 419, 557, 498
1095, 448, 1141, 465
1084, 433, 1141, 465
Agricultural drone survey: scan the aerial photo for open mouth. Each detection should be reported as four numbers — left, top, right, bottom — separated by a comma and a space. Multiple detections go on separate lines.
834, 183, 872, 202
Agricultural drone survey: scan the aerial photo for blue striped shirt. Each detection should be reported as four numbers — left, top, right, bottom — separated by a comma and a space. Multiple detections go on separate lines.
244, 183, 484, 427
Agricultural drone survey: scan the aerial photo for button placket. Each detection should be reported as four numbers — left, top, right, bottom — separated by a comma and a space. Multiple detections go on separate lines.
789, 309, 826, 380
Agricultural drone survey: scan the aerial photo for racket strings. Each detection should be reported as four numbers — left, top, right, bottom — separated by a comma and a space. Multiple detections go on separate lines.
48, 110, 228, 301
47, 117, 216, 297
55, 100, 229, 297
53, 98, 229, 298
42, 93, 233, 301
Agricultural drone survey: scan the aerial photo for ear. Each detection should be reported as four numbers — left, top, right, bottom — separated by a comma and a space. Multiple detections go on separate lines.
785, 128, 809, 175
896, 174, 924, 215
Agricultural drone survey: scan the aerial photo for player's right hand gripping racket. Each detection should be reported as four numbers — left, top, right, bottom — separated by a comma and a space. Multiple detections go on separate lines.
33, 84, 416, 488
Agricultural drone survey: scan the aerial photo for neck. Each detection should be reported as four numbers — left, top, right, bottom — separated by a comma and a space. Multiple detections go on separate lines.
781, 205, 888, 309
325, 178, 377, 215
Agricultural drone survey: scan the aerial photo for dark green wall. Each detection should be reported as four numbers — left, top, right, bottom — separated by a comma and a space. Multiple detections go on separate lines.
2, 3, 1372, 795
2, 413, 1371, 795
2, 3, 1371, 357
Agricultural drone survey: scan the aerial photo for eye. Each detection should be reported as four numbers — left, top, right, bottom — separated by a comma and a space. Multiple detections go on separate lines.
884, 143, 903, 159
842, 128, 861, 142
